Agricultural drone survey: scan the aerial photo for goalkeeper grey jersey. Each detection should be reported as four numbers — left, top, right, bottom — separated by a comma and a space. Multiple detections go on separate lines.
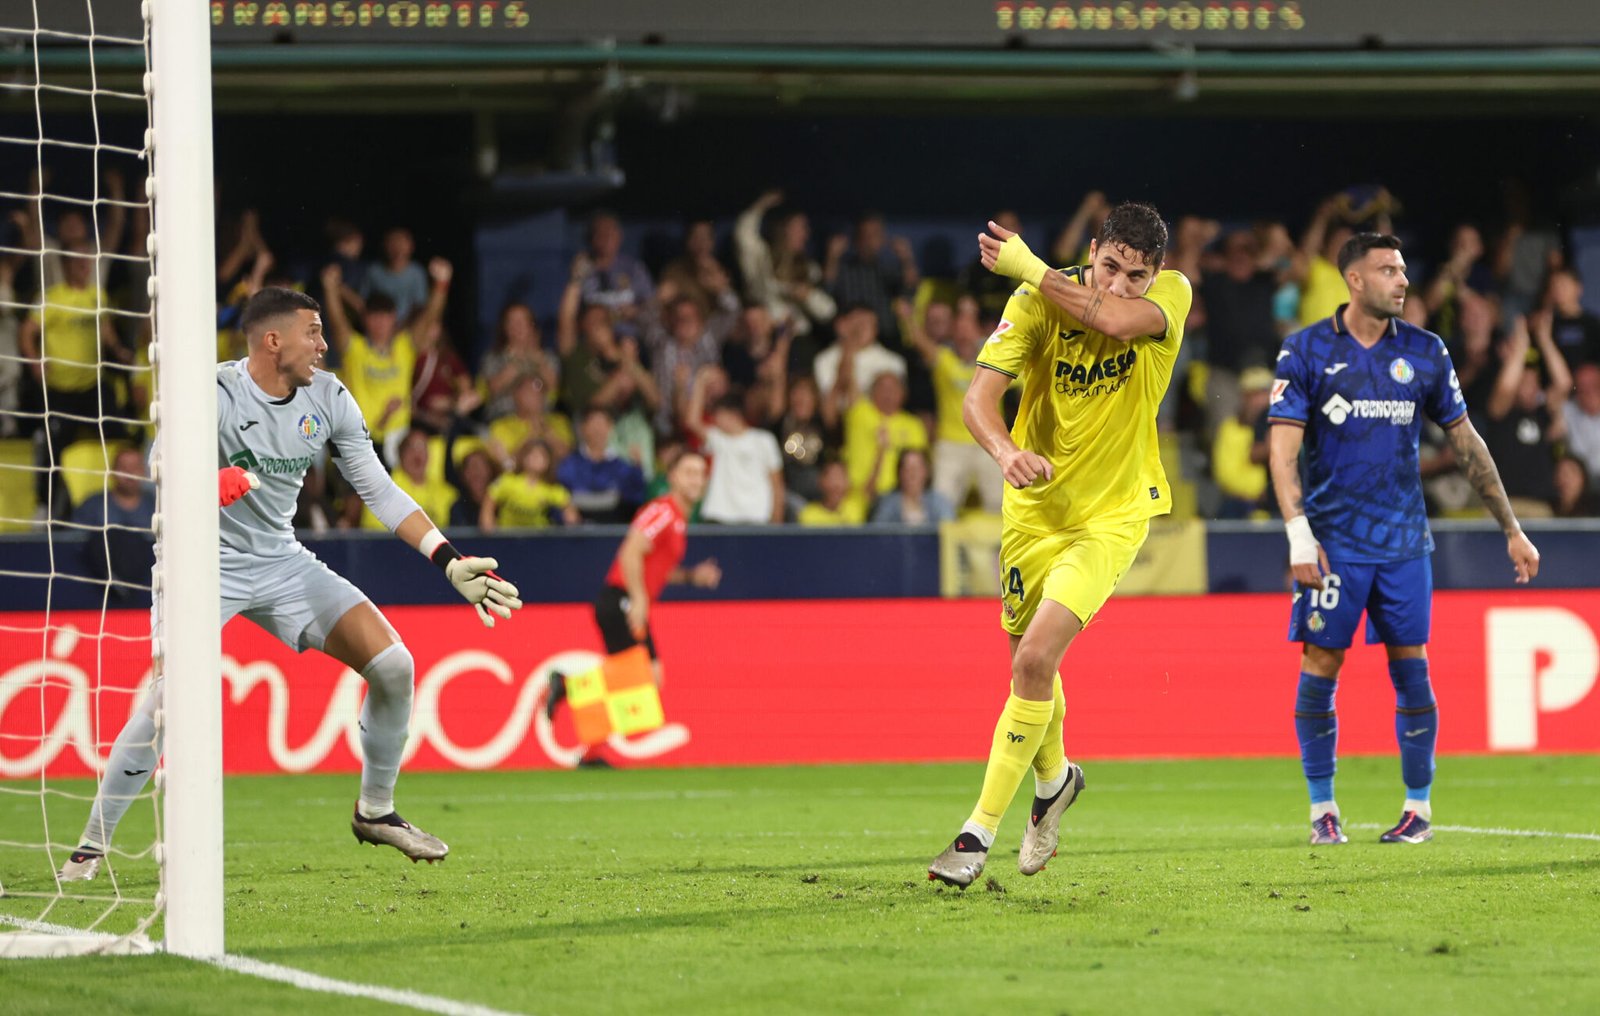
215, 359, 420, 560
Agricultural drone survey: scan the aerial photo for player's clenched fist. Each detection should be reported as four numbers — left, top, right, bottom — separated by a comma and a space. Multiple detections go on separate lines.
998, 448, 1054, 489
219, 465, 259, 507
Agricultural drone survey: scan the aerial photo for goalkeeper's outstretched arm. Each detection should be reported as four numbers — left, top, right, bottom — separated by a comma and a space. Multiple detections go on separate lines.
329, 390, 523, 627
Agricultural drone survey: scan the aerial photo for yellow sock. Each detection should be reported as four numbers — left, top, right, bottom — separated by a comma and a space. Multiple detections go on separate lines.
968, 693, 1055, 834
1031, 674, 1067, 785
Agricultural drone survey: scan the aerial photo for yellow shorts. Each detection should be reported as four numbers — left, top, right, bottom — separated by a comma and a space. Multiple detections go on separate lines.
998, 518, 1151, 636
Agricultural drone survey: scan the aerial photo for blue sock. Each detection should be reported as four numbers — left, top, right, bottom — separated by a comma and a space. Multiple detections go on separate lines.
1294, 671, 1338, 804
1390, 657, 1437, 798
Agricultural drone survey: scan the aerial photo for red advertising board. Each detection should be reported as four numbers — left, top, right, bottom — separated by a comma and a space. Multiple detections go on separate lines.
2, 592, 1597, 778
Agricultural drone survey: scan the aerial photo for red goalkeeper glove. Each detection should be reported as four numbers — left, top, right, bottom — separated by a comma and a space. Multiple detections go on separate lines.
219, 466, 259, 507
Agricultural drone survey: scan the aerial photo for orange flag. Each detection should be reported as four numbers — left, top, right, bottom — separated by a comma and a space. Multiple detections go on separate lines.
566, 646, 664, 746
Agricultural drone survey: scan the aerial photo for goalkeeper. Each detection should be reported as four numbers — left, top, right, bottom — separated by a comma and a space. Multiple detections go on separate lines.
60, 288, 522, 881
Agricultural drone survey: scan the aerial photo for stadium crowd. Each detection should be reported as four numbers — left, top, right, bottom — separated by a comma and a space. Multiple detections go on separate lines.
4, 174, 1600, 546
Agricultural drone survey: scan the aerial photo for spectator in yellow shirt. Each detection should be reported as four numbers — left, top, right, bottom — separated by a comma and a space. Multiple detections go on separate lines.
321, 257, 451, 453
798, 459, 870, 526
905, 294, 1002, 513
1211, 367, 1274, 519
481, 439, 580, 531
843, 372, 929, 496
1295, 191, 1392, 328
17, 244, 134, 513
485, 375, 574, 470
361, 430, 459, 531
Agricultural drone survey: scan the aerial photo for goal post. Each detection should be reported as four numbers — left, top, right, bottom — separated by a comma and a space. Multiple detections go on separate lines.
0, 0, 220, 959
150, 0, 222, 960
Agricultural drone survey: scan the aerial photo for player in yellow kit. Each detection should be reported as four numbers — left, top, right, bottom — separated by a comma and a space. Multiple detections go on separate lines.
929, 203, 1192, 887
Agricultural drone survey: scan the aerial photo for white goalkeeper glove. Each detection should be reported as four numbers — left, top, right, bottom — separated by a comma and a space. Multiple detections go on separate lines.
444, 555, 523, 628
421, 530, 522, 627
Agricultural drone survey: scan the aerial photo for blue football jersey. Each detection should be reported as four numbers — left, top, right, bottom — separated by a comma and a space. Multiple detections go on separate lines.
1268, 308, 1467, 563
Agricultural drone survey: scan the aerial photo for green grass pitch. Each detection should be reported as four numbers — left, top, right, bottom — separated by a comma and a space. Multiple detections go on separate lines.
4, 755, 1599, 1015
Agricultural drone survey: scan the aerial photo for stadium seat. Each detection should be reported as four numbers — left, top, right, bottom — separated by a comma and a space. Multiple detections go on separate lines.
60, 439, 130, 509
0, 437, 36, 532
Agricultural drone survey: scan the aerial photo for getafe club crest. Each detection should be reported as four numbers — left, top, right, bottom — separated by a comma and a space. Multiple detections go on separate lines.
297, 413, 323, 442
1389, 358, 1415, 384
1307, 611, 1326, 634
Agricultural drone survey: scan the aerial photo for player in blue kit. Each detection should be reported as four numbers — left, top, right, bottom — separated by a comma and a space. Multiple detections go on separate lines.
1268, 233, 1540, 846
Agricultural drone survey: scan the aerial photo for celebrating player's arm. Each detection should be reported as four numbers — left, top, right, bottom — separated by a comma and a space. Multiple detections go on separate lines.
963, 368, 1052, 491
977, 220, 1167, 343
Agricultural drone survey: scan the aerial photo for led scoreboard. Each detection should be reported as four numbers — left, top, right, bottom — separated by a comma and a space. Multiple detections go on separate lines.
10, 0, 1599, 48
212, 2, 532, 35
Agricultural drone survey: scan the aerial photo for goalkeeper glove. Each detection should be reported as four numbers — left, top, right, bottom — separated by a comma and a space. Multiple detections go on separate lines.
992, 234, 1051, 290
422, 532, 522, 627
219, 466, 259, 507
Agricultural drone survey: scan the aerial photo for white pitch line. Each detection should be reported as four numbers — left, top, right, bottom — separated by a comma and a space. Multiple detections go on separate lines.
1, 914, 526, 1015
204, 954, 529, 1016
1347, 822, 1600, 842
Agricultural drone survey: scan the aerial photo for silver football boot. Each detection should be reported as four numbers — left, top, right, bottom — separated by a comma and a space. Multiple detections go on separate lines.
351, 808, 449, 863
1018, 763, 1086, 875
927, 835, 988, 888
57, 846, 104, 883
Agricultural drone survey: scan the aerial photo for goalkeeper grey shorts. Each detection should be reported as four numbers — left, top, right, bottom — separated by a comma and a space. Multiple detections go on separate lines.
152, 546, 370, 654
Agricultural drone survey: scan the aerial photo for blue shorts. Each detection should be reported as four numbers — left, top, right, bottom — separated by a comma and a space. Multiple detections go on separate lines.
1287, 554, 1433, 649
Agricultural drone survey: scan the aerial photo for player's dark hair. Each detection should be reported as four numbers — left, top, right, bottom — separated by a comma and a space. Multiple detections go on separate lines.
365, 292, 397, 316
1338, 232, 1402, 274
241, 287, 320, 339
1097, 202, 1168, 266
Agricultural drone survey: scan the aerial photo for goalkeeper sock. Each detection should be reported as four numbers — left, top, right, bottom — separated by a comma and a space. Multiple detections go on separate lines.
1294, 671, 1338, 806
1032, 674, 1068, 799
81, 678, 164, 849
1389, 657, 1437, 801
968, 693, 1054, 835
357, 643, 415, 818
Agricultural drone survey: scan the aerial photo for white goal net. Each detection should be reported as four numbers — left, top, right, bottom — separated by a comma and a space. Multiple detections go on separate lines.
0, 0, 219, 959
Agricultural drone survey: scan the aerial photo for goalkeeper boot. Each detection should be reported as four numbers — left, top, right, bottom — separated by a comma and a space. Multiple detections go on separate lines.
351, 808, 449, 863
1380, 810, 1433, 844
1018, 764, 1086, 876
57, 846, 103, 883
927, 832, 988, 889
1309, 811, 1348, 846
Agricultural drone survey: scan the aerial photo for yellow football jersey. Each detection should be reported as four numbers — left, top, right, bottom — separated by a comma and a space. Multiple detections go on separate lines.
976, 266, 1191, 535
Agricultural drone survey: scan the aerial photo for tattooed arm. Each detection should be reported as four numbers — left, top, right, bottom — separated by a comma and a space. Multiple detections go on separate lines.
1444, 418, 1541, 583
978, 220, 1165, 342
